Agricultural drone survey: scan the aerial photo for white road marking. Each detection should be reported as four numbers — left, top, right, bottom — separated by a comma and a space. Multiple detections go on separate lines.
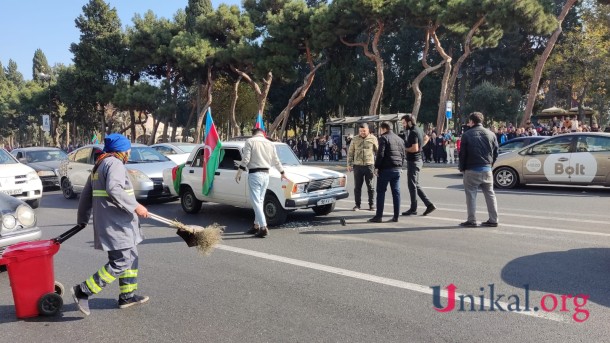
420, 186, 607, 197
217, 244, 566, 322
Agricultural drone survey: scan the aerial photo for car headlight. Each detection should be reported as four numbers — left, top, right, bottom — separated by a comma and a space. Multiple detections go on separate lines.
332, 177, 346, 188
292, 183, 308, 194
26, 171, 39, 181
37, 170, 56, 177
128, 169, 152, 182
16, 205, 36, 227
2, 214, 17, 231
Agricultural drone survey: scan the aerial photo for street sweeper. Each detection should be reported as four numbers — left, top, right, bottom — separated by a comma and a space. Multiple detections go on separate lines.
71, 133, 150, 316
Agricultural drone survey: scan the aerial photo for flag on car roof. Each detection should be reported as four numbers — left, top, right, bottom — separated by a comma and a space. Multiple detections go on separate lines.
202, 108, 223, 196
255, 113, 266, 135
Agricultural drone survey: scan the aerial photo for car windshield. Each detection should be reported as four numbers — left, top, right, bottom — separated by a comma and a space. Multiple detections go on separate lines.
0, 149, 18, 164
128, 147, 171, 163
276, 145, 301, 166
26, 150, 68, 162
175, 144, 196, 153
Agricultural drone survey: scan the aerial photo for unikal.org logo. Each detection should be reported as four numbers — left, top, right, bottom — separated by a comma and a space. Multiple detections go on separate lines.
431, 284, 589, 323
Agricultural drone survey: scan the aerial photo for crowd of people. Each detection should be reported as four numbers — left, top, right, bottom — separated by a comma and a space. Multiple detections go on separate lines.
284, 135, 344, 162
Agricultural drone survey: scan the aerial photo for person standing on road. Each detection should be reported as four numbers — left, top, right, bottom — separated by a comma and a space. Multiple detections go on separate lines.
401, 115, 436, 217
71, 133, 150, 316
458, 112, 499, 227
368, 122, 404, 223
347, 123, 379, 211
236, 128, 288, 238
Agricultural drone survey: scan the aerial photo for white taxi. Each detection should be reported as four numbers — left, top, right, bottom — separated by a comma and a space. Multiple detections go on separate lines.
163, 140, 349, 226
0, 149, 43, 208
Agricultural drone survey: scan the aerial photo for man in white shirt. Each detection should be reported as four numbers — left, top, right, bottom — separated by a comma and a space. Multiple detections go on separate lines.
236, 128, 288, 238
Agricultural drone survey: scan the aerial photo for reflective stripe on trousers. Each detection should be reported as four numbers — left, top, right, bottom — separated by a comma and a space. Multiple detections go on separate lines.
80, 246, 140, 300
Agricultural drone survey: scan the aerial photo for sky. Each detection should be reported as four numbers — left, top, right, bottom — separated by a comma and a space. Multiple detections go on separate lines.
0, 0, 240, 80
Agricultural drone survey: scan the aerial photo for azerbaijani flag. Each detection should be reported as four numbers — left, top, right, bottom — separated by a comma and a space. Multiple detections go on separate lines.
255, 113, 266, 135
91, 133, 99, 144
202, 109, 223, 196
171, 163, 185, 194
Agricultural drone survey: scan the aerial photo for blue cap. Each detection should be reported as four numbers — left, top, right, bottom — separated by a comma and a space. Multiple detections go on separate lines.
103, 133, 131, 153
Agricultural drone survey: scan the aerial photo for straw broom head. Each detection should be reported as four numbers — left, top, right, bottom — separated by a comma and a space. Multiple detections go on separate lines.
171, 220, 224, 255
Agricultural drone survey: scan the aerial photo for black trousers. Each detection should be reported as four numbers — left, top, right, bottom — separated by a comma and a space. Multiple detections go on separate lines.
406, 160, 433, 211
353, 165, 375, 207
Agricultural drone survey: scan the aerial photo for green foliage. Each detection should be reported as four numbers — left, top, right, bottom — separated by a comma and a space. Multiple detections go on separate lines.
32, 49, 51, 82
186, 0, 213, 32
462, 81, 521, 123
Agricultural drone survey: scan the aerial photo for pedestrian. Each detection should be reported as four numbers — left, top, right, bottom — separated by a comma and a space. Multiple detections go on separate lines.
434, 132, 445, 163
368, 122, 404, 223
236, 128, 288, 238
347, 123, 378, 211
458, 112, 499, 227
71, 133, 150, 316
401, 115, 436, 217
445, 130, 456, 164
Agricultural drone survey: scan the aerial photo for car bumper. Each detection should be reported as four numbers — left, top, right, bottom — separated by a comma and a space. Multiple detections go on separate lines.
40, 175, 60, 188
0, 227, 42, 257
285, 190, 349, 208
132, 180, 177, 200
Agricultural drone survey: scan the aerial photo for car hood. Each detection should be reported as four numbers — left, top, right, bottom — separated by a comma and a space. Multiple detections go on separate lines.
0, 163, 35, 177
27, 161, 62, 171
284, 165, 345, 183
126, 160, 177, 179
0, 193, 23, 214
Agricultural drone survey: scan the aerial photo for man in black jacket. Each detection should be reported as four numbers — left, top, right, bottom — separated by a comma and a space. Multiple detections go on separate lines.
458, 112, 499, 227
368, 122, 404, 223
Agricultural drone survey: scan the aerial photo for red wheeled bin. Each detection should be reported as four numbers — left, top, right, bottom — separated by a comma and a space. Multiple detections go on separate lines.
0, 224, 85, 319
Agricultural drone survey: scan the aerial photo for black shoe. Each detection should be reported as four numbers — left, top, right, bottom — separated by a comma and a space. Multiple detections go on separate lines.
254, 227, 269, 238
71, 285, 90, 316
352, 206, 360, 211
481, 220, 498, 227
422, 204, 437, 216
402, 209, 417, 216
119, 294, 150, 309
386, 217, 398, 223
367, 217, 382, 223
245, 226, 259, 235
459, 221, 478, 227
369, 205, 376, 211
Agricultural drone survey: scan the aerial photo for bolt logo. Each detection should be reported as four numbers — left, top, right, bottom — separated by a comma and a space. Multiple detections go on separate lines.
543, 153, 597, 183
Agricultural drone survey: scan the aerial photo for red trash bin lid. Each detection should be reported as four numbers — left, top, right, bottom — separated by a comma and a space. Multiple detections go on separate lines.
2, 240, 59, 262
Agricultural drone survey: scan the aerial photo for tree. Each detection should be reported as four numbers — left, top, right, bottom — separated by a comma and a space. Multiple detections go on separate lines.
32, 49, 52, 82
185, 0, 213, 32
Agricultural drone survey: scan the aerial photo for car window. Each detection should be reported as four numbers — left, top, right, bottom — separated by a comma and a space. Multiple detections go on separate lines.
500, 141, 524, 150
275, 144, 301, 166
128, 147, 170, 163
219, 149, 241, 170
153, 146, 172, 156
530, 136, 573, 155
74, 148, 91, 164
578, 136, 610, 152
68, 151, 76, 162
0, 149, 18, 164
191, 148, 204, 168
27, 150, 68, 162
175, 144, 196, 153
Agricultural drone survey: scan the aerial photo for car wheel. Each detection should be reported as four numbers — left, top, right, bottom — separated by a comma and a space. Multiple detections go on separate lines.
264, 193, 288, 227
312, 203, 335, 216
26, 199, 41, 209
61, 178, 77, 199
494, 167, 519, 189
181, 186, 202, 214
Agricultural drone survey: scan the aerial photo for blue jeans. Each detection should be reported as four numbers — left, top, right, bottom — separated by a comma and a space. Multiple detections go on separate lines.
248, 172, 270, 227
376, 168, 401, 218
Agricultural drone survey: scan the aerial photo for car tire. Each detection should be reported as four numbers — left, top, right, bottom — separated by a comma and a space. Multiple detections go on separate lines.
26, 199, 40, 209
494, 167, 519, 189
264, 193, 288, 227
312, 203, 335, 216
61, 178, 77, 199
181, 186, 202, 214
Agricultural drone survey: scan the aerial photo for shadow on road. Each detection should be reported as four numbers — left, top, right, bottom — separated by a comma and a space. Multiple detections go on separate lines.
501, 248, 610, 308
299, 225, 471, 235
0, 303, 84, 324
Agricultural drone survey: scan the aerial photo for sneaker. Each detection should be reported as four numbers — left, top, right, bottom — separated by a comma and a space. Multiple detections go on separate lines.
369, 204, 376, 211
352, 206, 360, 211
481, 220, 498, 227
386, 217, 398, 223
254, 227, 269, 238
422, 204, 437, 216
402, 209, 417, 216
245, 226, 259, 235
367, 217, 382, 223
119, 294, 150, 309
71, 285, 90, 316
459, 221, 478, 227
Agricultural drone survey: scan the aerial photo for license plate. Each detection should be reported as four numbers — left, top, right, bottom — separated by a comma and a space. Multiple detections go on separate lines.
317, 198, 335, 206
1, 189, 22, 195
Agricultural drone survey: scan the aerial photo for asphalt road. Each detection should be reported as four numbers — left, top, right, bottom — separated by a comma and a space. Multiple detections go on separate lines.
1, 165, 609, 343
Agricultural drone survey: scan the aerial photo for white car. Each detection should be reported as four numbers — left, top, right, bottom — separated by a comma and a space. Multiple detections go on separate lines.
163, 140, 349, 226
150, 142, 197, 165
0, 149, 43, 208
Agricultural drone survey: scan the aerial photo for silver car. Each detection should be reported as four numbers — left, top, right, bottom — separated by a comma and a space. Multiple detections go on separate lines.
0, 193, 40, 258
59, 144, 177, 200
150, 142, 197, 165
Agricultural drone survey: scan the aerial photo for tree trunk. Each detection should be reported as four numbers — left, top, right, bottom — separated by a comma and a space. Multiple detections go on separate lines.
170, 82, 179, 142
341, 20, 385, 116
148, 117, 161, 145
522, 0, 577, 126
229, 75, 242, 137
183, 99, 197, 142
230, 65, 273, 117
411, 26, 444, 120
433, 30, 453, 134
194, 67, 214, 144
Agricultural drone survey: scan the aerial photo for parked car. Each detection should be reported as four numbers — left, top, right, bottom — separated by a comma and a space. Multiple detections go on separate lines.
498, 136, 547, 155
150, 142, 197, 165
59, 144, 178, 200
493, 132, 610, 189
0, 193, 40, 258
163, 140, 349, 226
0, 149, 43, 208
10, 147, 68, 189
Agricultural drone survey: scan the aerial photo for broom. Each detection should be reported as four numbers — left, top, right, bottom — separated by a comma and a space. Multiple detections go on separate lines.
148, 213, 223, 255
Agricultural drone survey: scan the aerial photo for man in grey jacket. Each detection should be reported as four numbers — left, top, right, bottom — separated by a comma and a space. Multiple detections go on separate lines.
458, 112, 499, 227
71, 133, 150, 316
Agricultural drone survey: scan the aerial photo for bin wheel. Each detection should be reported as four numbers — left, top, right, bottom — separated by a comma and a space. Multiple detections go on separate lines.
54, 281, 65, 296
38, 293, 63, 316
